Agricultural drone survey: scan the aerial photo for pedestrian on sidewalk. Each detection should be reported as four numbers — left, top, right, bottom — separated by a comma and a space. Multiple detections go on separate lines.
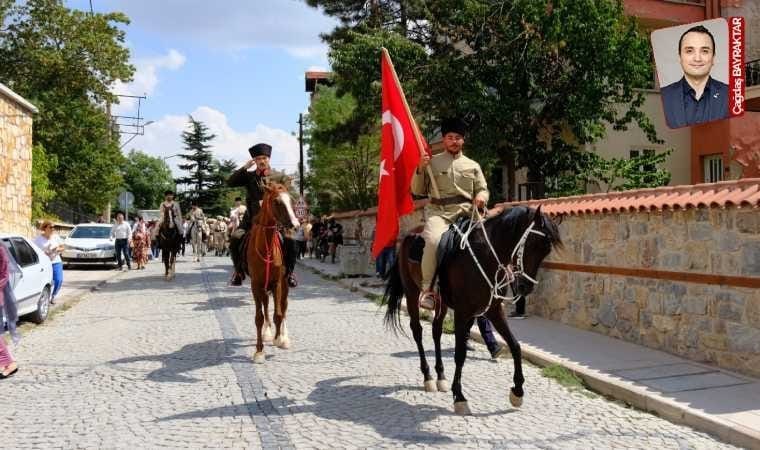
294, 226, 306, 260
131, 217, 150, 270
509, 297, 527, 319
111, 212, 132, 271
148, 220, 160, 260
467, 317, 507, 360
0, 245, 19, 379
33, 220, 64, 304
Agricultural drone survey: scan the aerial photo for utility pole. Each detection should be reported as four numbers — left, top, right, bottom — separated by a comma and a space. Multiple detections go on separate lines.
298, 113, 304, 197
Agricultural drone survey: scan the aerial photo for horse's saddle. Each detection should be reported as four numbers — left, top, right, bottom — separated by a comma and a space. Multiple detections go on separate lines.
407, 216, 473, 267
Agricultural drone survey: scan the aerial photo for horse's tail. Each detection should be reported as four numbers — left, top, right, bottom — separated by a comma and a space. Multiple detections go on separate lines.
382, 250, 407, 337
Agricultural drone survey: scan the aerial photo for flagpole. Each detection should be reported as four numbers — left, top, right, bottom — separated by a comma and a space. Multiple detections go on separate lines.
382, 47, 441, 199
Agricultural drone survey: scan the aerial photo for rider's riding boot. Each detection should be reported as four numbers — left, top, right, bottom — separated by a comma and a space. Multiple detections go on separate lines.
284, 237, 298, 288
418, 290, 438, 311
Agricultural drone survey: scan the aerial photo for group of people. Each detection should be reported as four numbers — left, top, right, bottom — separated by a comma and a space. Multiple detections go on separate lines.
301, 216, 343, 263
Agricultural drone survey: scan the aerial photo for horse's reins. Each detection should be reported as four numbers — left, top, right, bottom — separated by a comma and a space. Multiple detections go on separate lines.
451, 208, 547, 315
253, 195, 284, 289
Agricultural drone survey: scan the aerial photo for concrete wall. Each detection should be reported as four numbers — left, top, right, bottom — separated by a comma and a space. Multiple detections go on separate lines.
530, 208, 760, 378
0, 88, 34, 237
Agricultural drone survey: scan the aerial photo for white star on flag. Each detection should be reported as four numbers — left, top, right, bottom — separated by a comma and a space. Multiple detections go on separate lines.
379, 159, 390, 182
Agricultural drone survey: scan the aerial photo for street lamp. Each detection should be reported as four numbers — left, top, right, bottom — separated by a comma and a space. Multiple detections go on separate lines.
162, 154, 183, 161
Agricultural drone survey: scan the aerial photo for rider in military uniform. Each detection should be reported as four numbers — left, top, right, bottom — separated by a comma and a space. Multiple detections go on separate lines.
411, 118, 489, 310
227, 143, 298, 287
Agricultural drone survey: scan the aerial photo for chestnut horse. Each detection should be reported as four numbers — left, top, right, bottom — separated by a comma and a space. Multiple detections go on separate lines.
383, 206, 561, 414
246, 182, 300, 363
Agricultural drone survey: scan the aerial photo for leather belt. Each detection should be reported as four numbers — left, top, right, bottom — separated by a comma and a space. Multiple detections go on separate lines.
430, 195, 470, 206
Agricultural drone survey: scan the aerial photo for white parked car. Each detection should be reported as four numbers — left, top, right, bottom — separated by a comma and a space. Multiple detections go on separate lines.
61, 223, 117, 267
1, 234, 54, 324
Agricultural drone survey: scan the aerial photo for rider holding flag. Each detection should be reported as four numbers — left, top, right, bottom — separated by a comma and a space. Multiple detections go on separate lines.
412, 117, 489, 310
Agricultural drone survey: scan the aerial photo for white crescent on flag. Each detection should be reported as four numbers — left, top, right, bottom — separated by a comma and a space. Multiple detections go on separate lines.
382, 110, 405, 161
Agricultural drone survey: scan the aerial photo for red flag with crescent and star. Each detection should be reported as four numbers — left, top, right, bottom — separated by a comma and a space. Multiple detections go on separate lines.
372, 49, 429, 258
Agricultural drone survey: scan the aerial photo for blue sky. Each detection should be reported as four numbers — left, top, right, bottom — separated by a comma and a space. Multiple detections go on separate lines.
67, 0, 337, 173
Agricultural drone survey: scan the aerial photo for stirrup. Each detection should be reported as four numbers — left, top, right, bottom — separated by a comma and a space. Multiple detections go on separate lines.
419, 290, 439, 311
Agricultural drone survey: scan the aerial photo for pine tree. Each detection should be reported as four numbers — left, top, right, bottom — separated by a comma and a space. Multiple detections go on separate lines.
176, 116, 216, 210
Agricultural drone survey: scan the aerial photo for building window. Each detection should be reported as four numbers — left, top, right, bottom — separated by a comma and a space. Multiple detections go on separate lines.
703, 155, 723, 183
630, 148, 655, 172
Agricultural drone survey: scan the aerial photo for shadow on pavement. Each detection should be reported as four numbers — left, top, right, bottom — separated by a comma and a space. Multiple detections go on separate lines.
157, 376, 519, 444
181, 296, 249, 311
109, 338, 250, 383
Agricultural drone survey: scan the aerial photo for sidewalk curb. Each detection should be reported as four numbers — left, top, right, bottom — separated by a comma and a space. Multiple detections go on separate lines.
300, 260, 760, 450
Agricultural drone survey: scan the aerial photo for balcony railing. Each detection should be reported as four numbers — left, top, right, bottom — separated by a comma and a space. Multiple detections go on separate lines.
747, 59, 760, 87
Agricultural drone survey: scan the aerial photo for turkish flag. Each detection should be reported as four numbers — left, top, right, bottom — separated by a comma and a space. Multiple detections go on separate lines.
372, 49, 428, 258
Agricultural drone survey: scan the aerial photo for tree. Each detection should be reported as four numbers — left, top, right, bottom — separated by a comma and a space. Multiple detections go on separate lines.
417, 0, 658, 193
175, 116, 216, 209
121, 150, 175, 210
0, 0, 134, 214
31, 143, 57, 220
204, 158, 242, 217
313, 0, 660, 201
305, 85, 382, 212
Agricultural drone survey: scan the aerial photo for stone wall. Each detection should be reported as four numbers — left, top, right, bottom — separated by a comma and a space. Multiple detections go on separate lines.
531, 208, 760, 378
0, 88, 34, 237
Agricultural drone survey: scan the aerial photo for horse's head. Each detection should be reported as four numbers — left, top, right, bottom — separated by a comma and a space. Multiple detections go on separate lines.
260, 182, 300, 230
493, 205, 562, 298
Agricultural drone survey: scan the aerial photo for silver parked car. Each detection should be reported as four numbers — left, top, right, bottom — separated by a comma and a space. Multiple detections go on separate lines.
1, 234, 54, 324
61, 223, 117, 268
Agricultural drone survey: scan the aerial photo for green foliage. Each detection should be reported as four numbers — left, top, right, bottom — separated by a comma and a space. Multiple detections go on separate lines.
418, 0, 658, 185
31, 143, 57, 220
548, 149, 672, 197
0, 0, 134, 215
175, 116, 216, 210
305, 86, 381, 213
121, 150, 175, 210
309, 0, 661, 203
541, 364, 588, 391
204, 158, 243, 217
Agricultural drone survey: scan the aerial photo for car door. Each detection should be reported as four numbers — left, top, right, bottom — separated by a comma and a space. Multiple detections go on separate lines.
9, 237, 43, 315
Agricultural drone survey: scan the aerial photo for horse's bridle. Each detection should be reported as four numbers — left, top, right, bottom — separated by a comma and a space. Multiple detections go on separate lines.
451, 209, 548, 315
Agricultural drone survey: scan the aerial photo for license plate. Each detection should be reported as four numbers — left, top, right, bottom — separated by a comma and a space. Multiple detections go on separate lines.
77, 252, 96, 258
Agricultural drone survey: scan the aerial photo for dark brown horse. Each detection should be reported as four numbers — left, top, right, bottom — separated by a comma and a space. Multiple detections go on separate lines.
247, 182, 300, 363
157, 209, 182, 281
383, 206, 561, 414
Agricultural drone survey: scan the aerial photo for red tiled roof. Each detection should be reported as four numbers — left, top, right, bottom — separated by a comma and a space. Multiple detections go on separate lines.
498, 178, 760, 216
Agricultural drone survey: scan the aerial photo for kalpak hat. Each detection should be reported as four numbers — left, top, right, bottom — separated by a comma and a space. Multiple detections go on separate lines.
249, 143, 272, 158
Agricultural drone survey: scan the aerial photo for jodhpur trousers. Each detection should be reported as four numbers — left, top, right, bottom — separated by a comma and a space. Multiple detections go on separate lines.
421, 215, 450, 291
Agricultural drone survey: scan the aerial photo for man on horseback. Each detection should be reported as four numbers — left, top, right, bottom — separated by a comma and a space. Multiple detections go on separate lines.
412, 117, 489, 310
227, 143, 298, 288
158, 190, 182, 231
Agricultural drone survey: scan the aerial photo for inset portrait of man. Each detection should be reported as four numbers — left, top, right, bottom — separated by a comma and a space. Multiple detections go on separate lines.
659, 24, 729, 129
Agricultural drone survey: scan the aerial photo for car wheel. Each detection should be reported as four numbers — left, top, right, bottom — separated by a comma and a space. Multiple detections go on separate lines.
30, 286, 51, 324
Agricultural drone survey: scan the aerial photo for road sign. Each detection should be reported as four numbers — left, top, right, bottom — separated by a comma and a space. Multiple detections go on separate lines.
294, 197, 309, 221
118, 191, 135, 221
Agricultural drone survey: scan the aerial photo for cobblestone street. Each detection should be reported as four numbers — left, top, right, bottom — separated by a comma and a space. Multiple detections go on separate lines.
1, 256, 739, 449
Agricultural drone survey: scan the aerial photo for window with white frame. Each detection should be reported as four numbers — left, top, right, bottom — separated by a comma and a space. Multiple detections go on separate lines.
703, 155, 723, 183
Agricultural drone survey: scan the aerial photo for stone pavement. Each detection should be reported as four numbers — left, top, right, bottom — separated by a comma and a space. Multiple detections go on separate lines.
300, 256, 760, 449
1, 256, 739, 449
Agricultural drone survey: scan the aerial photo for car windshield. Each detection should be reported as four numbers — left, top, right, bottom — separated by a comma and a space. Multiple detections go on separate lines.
70, 226, 111, 239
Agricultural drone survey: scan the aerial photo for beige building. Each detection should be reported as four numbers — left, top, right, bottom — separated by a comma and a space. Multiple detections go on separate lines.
0, 82, 38, 237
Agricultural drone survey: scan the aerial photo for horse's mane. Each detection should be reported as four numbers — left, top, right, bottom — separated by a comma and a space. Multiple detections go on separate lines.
489, 205, 562, 249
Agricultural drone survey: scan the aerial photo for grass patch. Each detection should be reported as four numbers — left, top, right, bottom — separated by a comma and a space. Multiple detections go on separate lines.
364, 292, 384, 306
442, 315, 455, 334
541, 364, 597, 397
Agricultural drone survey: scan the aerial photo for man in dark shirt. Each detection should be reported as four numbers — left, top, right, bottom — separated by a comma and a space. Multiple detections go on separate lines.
660, 25, 729, 129
227, 143, 299, 287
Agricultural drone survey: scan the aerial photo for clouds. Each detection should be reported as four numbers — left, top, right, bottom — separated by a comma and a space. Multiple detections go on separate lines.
112, 49, 186, 115
94, 0, 336, 61
126, 106, 301, 177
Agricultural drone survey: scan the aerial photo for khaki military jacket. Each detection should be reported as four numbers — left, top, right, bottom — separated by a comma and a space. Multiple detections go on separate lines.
411, 151, 489, 222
